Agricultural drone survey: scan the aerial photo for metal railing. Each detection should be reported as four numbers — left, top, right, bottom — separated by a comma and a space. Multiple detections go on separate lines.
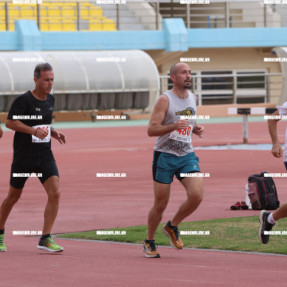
159, 1, 285, 28
1, 1, 286, 31
159, 72, 282, 105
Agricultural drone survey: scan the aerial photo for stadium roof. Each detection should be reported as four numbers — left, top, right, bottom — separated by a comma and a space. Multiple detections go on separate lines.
0, 50, 159, 111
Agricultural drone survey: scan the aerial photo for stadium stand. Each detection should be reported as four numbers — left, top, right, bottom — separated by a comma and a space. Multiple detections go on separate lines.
0, 1, 116, 31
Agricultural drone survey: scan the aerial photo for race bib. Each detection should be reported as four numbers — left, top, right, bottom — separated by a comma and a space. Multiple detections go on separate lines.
32, 125, 51, 143
169, 126, 192, 143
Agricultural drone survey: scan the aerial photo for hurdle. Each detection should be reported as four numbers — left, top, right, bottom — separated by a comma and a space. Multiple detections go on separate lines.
228, 107, 276, 143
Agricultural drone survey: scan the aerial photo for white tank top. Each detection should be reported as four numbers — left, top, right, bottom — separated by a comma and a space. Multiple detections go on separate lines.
154, 90, 197, 156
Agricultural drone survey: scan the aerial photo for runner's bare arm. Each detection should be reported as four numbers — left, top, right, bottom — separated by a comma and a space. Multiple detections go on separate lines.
268, 110, 283, 158
6, 119, 48, 140
192, 125, 204, 138
0, 126, 2, 138
51, 128, 66, 144
147, 95, 189, 137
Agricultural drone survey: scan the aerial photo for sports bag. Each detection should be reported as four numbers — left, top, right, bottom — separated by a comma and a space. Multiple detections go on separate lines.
248, 172, 280, 210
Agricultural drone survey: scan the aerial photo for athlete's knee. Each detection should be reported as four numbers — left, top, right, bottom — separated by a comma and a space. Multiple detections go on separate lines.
154, 199, 168, 214
44, 176, 61, 201
187, 188, 203, 205
47, 188, 61, 202
194, 192, 203, 205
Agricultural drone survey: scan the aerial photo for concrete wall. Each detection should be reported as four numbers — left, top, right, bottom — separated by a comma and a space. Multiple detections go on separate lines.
1, 19, 287, 52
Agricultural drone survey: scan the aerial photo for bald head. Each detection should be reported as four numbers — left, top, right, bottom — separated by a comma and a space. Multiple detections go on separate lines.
170, 63, 191, 76
169, 63, 192, 89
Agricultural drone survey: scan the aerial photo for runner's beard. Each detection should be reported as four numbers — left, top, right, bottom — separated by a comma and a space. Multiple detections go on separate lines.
184, 83, 191, 89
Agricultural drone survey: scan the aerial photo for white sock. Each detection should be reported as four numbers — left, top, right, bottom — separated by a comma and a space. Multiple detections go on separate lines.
267, 213, 275, 224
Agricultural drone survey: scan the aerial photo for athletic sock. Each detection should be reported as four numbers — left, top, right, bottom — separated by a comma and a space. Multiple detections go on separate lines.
267, 213, 275, 224
40, 234, 50, 241
0, 229, 4, 235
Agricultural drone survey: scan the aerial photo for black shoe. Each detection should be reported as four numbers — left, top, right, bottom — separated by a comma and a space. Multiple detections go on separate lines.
259, 210, 275, 244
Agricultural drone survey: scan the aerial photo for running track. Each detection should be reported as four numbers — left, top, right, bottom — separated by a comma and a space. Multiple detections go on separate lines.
0, 121, 287, 286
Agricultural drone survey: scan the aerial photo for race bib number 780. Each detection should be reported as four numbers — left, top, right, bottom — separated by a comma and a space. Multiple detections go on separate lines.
32, 125, 51, 143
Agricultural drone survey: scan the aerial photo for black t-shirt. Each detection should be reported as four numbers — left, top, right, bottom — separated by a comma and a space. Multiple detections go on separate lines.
8, 91, 55, 161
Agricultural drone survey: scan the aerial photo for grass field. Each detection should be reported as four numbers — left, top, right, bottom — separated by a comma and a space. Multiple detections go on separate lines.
59, 216, 287, 255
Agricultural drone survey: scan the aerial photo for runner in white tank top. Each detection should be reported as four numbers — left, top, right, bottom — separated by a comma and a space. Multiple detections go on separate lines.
143, 63, 205, 258
259, 105, 287, 244
154, 89, 197, 156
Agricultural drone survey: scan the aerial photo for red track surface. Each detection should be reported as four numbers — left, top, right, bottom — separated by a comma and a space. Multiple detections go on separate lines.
0, 121, 287, 286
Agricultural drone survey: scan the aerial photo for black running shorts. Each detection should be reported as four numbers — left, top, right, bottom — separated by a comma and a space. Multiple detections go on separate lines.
10, 156, 59, 189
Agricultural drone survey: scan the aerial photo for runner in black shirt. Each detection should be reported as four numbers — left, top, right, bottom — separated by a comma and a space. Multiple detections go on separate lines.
0, 63, 66, 252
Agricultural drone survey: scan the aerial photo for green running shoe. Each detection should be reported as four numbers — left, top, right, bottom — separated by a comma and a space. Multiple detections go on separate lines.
0, 233, 7, 252
37, 235, 63, 252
